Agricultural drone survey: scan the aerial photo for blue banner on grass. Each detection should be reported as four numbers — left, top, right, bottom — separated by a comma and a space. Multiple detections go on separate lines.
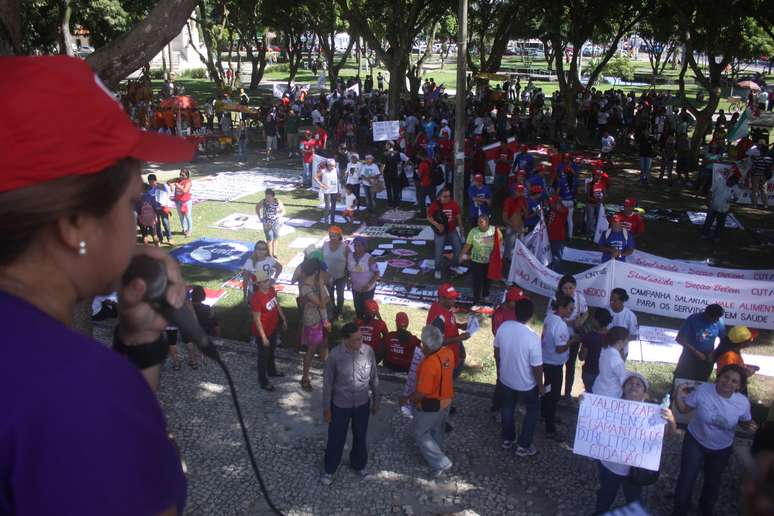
170, 238, 253, 272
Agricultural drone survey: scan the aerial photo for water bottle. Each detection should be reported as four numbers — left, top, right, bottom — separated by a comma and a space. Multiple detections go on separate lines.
660, 393, 671, 410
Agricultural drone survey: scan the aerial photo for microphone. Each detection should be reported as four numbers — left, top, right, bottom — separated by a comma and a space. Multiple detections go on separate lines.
121, 255, 220, 360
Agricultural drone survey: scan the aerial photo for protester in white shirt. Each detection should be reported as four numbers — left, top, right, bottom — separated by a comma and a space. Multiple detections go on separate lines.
540, 295, 574, 441
592, 326, 630, 398
359, 155, 382, 210
241, 241, 282, 302
673, 364, 758, 515
594, 372, 676, 514
600, 131, 615, 161
608, 288, 638, 358
494, 298, 543, 456
546, 275, 589, 399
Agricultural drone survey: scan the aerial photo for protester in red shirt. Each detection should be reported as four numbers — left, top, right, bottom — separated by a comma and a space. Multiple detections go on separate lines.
584, 169, 607, 237
494, 140, 515, 194
416, 151, 434, 217
314, 124, 328, 152
358, 299, 389, 362
301, 131, 316, 187
490, 287, 528, 414
617, 197, 645, 236
547, 195, 569, 269
428, 188, 465, 279
427, 283, 470, 375
383, 312, 421, 372
250, 270, 288, 391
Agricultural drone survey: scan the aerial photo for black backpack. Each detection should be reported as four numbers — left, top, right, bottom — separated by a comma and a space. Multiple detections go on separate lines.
432, 163, 446, 187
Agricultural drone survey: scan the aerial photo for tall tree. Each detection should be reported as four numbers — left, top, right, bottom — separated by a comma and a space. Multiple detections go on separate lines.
406, 21, 438, 98
637, 6, 679, 82
538, 0, 650, 135
231, 0, 269, 90
338, 0, 452, 117
308, 0, 356, 90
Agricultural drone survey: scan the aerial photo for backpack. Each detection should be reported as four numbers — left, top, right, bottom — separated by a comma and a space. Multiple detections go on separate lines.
139, 200, 156, 227
432, 163, 445, 187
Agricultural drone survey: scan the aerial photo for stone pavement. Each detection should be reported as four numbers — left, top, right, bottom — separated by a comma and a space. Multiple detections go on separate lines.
151, 337, 750, 516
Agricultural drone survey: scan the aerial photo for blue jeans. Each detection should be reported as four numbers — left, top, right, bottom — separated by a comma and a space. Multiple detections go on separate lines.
175, 200, 193, 234
673, 431, 732, 516
363, 185, 375, 210
323, 193, 337, 225
500, 385, 539, 448
595, 461, 642, 514
433, 230, 462, 273
303, 162, 313, 187
324, 401, 370, 475
414, 406, 452, 471
639, 156, 653, 183
155, 211, 172, 242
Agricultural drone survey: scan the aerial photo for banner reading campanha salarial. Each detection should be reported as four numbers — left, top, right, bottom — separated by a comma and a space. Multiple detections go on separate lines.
508, 240, 774, 331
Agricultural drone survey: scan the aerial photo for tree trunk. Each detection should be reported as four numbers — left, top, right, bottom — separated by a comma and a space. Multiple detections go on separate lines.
86, 0, 198, 88
0, 0, 21, 55
690, 94, 720, 166
58, 0, 75, 56
387, 57, 407, 118
187, 21, 224, 90
248, 36, 268, 90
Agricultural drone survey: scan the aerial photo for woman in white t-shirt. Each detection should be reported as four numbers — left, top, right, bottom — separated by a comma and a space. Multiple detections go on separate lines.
541, 294, 574, 441
547, 275, 589, 399
314, 159, 341, 226
592, 326, 630, 398
672, 364, 758, 515
359, 154, 382, 210
345, 153, 362, 206
594, 372, 676, 514
608, 288, 638, 359
241, 241, 282, 303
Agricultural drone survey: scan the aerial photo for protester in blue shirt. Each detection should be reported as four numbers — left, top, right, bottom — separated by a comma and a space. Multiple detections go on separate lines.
557, 160, 578, 237
423, 117, 438, 140
467, 174, 492, 224
674, 304, 726, 381
513, 145, 535, 174
525, 185, 543, 230
597, 215, 634, 262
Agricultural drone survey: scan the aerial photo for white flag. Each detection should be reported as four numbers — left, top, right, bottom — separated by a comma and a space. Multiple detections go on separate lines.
523, 210, 552, 266
594, 203, 609, 244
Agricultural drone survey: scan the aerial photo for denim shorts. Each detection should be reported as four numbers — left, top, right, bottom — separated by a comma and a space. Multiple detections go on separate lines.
263, 223, 281, 241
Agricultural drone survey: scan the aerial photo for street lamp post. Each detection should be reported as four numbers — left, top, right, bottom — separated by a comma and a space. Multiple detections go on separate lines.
453, 0, 468, 207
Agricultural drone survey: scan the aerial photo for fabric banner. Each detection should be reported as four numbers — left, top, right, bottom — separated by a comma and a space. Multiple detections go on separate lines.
593, 202, 609, 244
508, 240, 774, 330
272, 83, 290, 98
372, 120, 400, 142
714, 162, 774, 205
210, 213, 295, 236
685, 211, 743, 229
170, 238, 252, 272
192, 168, 300, 202
574, 394, 665, 472
522, 212, 551, 266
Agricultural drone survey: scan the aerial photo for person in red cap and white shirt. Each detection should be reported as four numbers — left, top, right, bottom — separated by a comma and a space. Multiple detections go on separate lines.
617, 198, 645, 236
490, 287, 528, 415
357, 299, 389, 363
0, 56, 194, 515
427, 283, 470, 376
384, 312, 422, 372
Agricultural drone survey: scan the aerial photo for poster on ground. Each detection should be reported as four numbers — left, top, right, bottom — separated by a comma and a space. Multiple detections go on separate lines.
170, 238, 252, 272
372, 121, 400, 142
574, 393, 666, 471
714, 162, 774, 205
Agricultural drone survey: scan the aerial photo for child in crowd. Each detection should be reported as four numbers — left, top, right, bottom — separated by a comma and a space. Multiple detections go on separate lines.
343, 183, 358, 224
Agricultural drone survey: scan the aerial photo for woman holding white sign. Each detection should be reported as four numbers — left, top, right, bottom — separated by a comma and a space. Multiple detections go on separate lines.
672, 364, 758, 516
593, 373, 676, 514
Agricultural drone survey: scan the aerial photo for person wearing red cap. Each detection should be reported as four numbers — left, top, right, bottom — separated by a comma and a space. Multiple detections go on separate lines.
597, 214, 634, 262
384, 312, 422, 372
556, 155, 579, 238
357, 299, 389, 363
428, 187, 464, 280
524, 185, 543, 231
583, 170, 607, 237
617, 198, 645, 236
301, 131, 316, 187
546, 195, 569, 269
427, 283, 470, 375
467, 173, 492, 226
513, 145, 534, 174
494, 140, 515, 196
489, 287, 527, 414
502, 184, 528, 260
0, 56, 194, 514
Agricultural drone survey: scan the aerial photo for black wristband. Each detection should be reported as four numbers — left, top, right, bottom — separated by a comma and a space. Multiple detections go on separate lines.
113, 325, 168, 370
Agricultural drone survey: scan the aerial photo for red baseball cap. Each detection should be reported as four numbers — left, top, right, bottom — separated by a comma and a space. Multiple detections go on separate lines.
611, 214, 624, 223
437, 283, 459, 299
593, 169, 603, 176
474, 174, 484, 182
548, 195, 561, 204
0, 56, 195, 193
530, 185, 543, 194
515, 184, 526, 193
624, 197, 637, 208
516, 169, 527, 177
520, 144, 529, 152
364, 299, 380, 314
396, 312, 409, 327
505, 287, 527, 302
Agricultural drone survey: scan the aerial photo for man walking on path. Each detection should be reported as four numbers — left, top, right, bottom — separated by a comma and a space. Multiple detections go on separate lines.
321, 323, 380, 485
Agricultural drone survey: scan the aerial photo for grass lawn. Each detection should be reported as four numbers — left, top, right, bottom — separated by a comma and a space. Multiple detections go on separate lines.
142, 74, 774, 410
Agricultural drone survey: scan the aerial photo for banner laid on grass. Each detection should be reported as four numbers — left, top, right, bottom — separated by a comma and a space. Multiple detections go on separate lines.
171, 238, 252, 272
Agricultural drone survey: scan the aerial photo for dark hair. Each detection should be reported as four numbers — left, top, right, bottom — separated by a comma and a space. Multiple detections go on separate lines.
438, 187, 452, 198
302, 258, 321, 276
704, 303, 724, 320
191, 285, 206, 303
0, 158, 139, 266
605, 326, 630, 348
717, 363, 748, 393
340, 322, 359, 339
515, 298, 534, 323
265, 188, 275, 197
180, 168, 190, 178
611, 288, 629, 302
556, 274, 577, 299
147, 173, 157, 182
551, 294, 574, 312
593, 308, 613, 327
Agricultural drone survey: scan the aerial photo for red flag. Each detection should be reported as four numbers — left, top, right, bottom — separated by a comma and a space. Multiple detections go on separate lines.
487, 227, 503, 281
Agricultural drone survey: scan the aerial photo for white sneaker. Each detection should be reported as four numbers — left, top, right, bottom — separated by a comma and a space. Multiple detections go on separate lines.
320, 473, 333, 486
501, 440, 514, 450
515, 445, 538, 457
431, 462, 453, 478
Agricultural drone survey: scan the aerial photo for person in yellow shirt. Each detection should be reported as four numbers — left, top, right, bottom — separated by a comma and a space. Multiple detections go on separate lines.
714, 325, 759, 396
401, 325, 455, 478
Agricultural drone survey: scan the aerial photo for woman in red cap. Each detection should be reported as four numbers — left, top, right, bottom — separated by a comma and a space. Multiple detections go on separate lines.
357, 299, 389, 362
0, 56, 195, 515
617, 197, 645, 236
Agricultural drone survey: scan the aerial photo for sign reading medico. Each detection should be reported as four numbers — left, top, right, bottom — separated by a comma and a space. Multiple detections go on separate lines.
573, 394, 665, 471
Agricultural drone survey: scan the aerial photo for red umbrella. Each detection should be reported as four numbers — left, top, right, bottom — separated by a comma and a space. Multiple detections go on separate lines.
736, 80, 761, 91
160, 95, 198, 109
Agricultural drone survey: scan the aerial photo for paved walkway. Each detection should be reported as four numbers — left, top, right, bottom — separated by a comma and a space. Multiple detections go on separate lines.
139, 335, 752, 516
